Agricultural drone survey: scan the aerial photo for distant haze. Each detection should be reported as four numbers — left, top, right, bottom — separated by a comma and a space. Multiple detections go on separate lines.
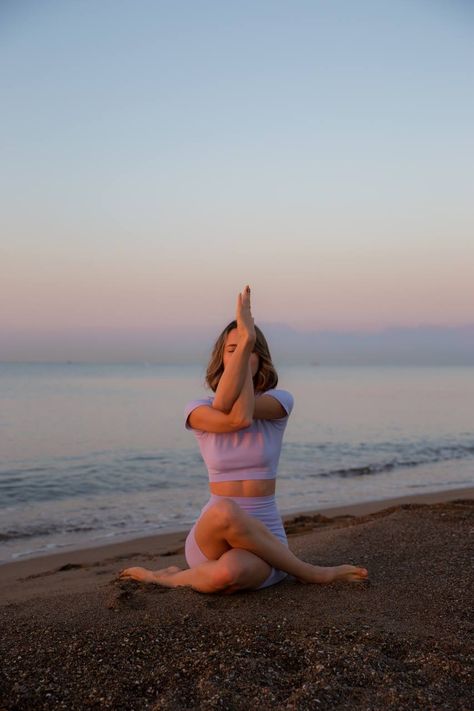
2, 323, 473, 366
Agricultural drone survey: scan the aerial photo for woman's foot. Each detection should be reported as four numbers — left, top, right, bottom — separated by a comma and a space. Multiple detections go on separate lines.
118, 565, 182, 584
298, 563, 369, 585
330, 564, 368, 583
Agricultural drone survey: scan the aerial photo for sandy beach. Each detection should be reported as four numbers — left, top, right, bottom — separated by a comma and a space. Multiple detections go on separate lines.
0, 486, 472, 710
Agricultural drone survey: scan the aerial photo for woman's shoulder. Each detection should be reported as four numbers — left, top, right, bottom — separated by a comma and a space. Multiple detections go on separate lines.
184, 395, 214, 413
184, 395, 214, 430
260, 388, 294, 416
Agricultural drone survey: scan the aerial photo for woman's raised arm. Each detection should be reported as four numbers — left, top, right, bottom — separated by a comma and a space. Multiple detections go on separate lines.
187, 362, 255, 433
212, 286, 256, 413
227, 359, 255, 426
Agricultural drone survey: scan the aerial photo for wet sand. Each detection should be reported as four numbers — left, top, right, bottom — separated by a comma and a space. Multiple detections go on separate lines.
0, 487, 472, 710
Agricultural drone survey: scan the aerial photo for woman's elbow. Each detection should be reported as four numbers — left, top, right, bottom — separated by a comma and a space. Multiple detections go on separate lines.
231, 416, 253, 430
212, 402, 232, 415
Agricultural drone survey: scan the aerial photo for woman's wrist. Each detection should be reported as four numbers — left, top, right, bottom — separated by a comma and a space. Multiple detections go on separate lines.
211, 344, 251, 412
238, 334, 256, 350
229, 361, 254, 423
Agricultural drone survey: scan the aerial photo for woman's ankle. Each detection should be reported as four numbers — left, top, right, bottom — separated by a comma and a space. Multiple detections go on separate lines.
303, 563, 331, 584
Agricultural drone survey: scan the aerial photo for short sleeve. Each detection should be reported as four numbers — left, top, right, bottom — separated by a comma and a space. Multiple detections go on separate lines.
184, 397, 213, 430
263, 389, 294, 417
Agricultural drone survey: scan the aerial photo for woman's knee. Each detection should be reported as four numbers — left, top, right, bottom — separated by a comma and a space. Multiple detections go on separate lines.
209, 557, 240, 590
214, 550, 271, 590
210, 498, 245, 531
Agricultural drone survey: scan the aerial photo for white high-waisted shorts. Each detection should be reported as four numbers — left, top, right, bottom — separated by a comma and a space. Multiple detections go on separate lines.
184, 493, 288, 590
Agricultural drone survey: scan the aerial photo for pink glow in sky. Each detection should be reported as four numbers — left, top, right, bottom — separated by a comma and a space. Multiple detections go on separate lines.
1, 1, 473, 345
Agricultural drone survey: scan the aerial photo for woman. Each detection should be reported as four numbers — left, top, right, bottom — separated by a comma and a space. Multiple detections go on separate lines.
119, 285, 368, 593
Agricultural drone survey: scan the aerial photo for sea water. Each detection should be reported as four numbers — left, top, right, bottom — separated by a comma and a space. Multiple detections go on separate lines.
1, 362, 473, 563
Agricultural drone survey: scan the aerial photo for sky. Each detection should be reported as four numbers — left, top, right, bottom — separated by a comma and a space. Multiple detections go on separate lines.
0, 0, 473, 361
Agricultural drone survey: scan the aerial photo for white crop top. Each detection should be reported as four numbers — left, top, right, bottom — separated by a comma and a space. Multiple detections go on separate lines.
184, 389, 294, 483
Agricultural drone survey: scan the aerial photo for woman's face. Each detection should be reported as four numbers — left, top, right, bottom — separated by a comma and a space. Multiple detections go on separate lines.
222, 328, 259, 377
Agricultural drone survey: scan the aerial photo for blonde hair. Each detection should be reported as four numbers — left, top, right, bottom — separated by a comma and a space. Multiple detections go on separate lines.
205, 320, 278, 393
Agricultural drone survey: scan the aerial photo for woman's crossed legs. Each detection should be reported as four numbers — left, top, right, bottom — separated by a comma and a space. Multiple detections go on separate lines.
119, 498, 368, 593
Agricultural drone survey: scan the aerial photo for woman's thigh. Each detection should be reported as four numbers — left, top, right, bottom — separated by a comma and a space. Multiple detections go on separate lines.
185, 524, 275, 592
193, 496, 287, 562
218, 548, 272, 592
193, 499, 240, 560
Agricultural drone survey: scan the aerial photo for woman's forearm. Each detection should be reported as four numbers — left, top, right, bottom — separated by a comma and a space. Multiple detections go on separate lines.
212, 338, 254, 413
229, 361, 255, 425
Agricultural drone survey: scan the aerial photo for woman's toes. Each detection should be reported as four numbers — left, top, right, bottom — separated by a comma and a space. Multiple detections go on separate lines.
351, 567, 369, 581
332, 564, 369, 583
117, 566, 153, 582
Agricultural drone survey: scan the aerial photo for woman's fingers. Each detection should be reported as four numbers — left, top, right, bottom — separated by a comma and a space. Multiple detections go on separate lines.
236, 286, 251, 311
236, 286, 254, 337
236, 291, 243, 318
241, 285, 251, 309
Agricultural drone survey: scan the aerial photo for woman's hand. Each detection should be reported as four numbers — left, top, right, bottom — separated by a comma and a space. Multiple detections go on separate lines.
210, 285, 256, 415
236, 285, 256, 346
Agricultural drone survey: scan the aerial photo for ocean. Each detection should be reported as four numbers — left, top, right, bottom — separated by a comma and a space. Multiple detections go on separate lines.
1, 362, 473, 563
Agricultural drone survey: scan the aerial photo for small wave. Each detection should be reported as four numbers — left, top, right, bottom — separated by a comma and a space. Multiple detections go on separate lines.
313, 441, 474, 479
319, 461, 403, 478
0, 452, 203, 506
0, 522, 98, 542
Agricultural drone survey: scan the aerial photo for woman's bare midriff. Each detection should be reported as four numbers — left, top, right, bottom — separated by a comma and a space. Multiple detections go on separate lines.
209, 479, 276, 497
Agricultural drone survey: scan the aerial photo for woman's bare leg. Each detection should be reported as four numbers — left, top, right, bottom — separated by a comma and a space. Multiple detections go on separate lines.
192, 498, 368, 584
119, 561, 232, 593
119, 499, 368, 588
118, 565, 182, 584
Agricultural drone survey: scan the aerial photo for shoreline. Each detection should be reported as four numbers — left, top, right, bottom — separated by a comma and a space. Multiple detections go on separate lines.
1, 484, 472, 590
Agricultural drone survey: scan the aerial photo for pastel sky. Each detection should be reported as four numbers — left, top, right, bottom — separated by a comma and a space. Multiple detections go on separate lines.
1, 0, 473, 341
